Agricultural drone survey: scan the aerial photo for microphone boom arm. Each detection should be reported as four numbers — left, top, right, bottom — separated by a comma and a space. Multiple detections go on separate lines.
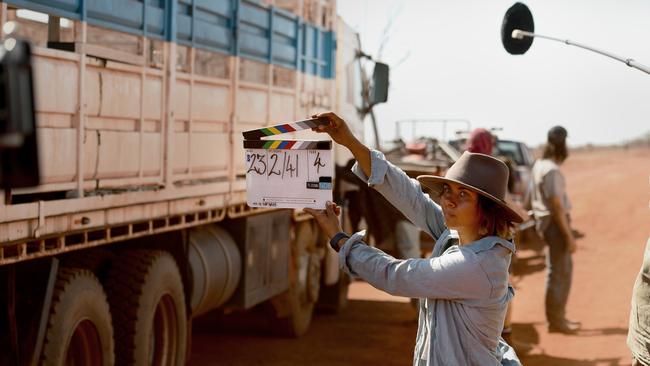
512, 29, 650, 75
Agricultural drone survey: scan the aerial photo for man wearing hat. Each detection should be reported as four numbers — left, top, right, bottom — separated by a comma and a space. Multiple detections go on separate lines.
531, 125, 581, 334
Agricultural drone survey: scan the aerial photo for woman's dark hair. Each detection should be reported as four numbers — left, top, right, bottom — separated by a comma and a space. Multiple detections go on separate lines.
542, 141, 568, 163
477, 195, 516, 240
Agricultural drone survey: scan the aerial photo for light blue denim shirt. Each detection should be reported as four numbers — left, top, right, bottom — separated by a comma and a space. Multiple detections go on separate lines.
339, 150, 521, 366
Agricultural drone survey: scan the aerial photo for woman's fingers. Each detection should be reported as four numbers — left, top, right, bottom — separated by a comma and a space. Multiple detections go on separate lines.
303, 207, 315, 214
310, 117, 332, 131
325, 202, 335, 217
303, 207, 323, 222
313, 112, 332, 125
305, 203, 339, 220
303, 207, 324, 217
305, 203, 344, 239
314, 112, 340, 128
326, 201, 341, 217
315, 111, 333, 118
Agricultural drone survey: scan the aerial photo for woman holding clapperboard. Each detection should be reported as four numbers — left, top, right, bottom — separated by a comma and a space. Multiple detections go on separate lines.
304, 112, 522, 365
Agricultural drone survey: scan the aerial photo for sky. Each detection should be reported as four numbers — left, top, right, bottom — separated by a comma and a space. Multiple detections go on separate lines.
337, 0, 650, 147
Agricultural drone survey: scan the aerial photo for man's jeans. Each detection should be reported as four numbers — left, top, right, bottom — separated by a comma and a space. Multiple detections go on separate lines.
544, 220, 573, 326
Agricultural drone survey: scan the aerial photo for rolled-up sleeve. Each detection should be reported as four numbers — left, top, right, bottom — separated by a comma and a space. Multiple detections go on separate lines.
351, 150, 446, 239
339, 236, 492, 300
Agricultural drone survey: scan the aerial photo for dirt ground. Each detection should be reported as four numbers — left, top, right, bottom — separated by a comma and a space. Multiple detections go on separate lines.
190, 146, 650, 365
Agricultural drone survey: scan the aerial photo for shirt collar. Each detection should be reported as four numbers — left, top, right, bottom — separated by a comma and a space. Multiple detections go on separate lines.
466, 235, 516, 254
443, 229, 515, 253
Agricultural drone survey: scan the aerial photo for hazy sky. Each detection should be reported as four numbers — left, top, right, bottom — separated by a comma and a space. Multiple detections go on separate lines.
338, 0, 650, 147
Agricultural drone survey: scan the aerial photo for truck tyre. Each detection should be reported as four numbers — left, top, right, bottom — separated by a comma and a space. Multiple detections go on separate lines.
105, 250, 187, 366
62, 249, 113, 277
271, 220, 321, 337
41, 268, 114, 366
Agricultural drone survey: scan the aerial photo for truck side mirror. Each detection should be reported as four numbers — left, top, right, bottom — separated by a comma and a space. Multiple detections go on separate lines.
369, 62, 389, 106
0, 38, 39, 189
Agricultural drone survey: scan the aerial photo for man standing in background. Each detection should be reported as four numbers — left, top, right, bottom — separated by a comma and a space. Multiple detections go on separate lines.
531, 125, 581, 334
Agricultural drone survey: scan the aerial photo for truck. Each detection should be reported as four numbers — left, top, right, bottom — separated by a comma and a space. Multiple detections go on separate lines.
0, 1, 388, 364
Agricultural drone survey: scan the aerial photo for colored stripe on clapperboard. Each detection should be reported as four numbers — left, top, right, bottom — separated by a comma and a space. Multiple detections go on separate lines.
243, 140, 332, 150
242, 117, 329, 140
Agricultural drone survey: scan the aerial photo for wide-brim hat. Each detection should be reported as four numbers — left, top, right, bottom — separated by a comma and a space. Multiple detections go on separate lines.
417, 152, 525, 223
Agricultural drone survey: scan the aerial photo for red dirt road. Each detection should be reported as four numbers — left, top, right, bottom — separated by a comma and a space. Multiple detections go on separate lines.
190, 147, 650, 365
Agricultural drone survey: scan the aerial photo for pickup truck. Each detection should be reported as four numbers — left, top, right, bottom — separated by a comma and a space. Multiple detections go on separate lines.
493, 139, 535, 206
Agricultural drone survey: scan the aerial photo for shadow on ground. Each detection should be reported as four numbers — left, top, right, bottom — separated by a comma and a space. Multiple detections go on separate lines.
191, 299, 417, 365
576, 327, 629, 337
512, 253, 546, 277
521, 355, 626, 366
511, 322, 541, 346
512, 323, 631, 366
518, 228, 547, 253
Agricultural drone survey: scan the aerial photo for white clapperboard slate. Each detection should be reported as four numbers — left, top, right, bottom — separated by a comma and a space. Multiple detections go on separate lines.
242, 118, 333, 209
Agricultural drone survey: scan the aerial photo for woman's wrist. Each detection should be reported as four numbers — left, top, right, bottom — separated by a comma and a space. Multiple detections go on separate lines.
329, 232, 350, 252
347, 141, 372, 178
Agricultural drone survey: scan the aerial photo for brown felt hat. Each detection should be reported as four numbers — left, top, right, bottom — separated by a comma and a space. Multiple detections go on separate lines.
417, 151, 525, 223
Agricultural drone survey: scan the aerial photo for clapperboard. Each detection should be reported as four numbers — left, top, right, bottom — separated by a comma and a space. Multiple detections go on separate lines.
242, 118, 333, 209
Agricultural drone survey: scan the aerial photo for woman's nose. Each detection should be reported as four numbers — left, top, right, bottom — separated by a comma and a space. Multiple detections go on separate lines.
443, 195, 457, 208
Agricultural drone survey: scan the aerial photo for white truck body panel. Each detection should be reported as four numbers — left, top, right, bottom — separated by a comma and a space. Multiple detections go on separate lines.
0, 1, 365, 266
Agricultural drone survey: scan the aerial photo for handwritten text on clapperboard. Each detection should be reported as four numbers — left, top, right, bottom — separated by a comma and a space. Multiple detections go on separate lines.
245, 145, 333, 209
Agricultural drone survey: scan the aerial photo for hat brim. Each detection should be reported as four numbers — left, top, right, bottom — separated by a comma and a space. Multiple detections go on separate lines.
417, 175, 525, 224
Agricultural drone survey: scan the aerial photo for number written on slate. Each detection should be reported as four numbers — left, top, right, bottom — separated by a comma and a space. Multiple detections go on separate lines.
245, 147, 333, 209
312, 152, 325, 173
246, 153, 268, 175
246, 151, 305, 180
308, 149, 331, 182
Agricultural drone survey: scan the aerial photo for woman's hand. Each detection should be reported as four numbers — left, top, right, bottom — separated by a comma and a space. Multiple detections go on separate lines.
311, 112, 357, 148
311, 111, 373, 178
303, 201, 343, 240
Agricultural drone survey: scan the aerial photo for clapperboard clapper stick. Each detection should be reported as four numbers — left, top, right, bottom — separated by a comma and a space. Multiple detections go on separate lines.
242, 118, 334, 210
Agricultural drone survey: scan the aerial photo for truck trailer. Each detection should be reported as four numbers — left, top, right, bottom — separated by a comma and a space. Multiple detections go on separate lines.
0, 0, 387, 364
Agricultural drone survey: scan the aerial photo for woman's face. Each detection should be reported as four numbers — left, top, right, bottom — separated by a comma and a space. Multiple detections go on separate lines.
440, 182, 482, 232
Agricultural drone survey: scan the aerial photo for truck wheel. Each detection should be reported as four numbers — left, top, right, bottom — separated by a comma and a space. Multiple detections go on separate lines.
271, 221, 321, 337
105, 250, 187, 366
41, 268, 114, 366
62, 249, 113, 277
